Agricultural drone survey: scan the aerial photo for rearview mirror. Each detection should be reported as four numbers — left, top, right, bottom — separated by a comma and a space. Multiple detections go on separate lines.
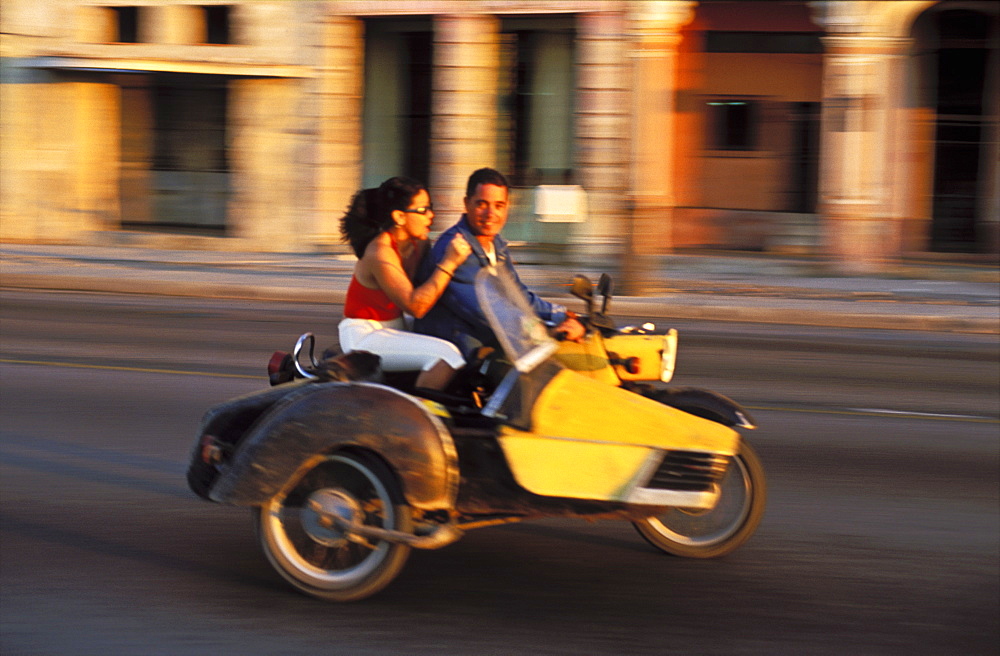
570, 275, 593, 301
597, 273, 613, 314
570, 274, 594, 316
596, 273, 612, 297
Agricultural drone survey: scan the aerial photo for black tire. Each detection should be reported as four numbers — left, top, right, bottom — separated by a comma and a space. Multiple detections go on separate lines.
633, 441, 766, 558
255, 453, 412, 601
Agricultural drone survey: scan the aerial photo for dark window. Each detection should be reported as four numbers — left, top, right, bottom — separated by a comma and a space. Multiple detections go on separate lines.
511, 30, 533, 184
401, 31, 432, 185
705, 31, 822, 54
152, 76, 228, 173
707, 100, 757, 151
203, 5, 232, 45
360, 18, 434, 187
112, 6, 139, 43
500, 27, 575, 187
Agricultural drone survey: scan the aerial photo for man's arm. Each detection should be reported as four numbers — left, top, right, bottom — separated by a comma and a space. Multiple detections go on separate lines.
500, 248, 585, 341
498, 247, 568, 325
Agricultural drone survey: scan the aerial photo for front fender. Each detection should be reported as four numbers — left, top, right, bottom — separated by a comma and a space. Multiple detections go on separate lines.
648, 387, 756, 429
208, 382, 458, 510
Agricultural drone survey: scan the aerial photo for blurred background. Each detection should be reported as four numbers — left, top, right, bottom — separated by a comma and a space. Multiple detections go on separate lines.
2, 0, 998, 286
1, 4, 998, 652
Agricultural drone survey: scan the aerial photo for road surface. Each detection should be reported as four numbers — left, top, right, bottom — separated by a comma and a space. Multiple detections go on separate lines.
2, 290, 997, 655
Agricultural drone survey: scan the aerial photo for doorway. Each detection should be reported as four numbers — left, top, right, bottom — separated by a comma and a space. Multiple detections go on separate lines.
361, 18, 433, 188
120, 73, 230, 233
789, 101, 820, 213
929, 8, 993, 253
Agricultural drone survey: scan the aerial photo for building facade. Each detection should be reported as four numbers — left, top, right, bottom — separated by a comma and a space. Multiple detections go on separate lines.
1, 0, 997, 272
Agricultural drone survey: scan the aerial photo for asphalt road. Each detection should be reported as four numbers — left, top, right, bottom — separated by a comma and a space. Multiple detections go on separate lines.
1, 290, 998, 655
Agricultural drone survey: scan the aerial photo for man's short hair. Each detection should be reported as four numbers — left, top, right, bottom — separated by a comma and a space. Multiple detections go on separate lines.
466, 167, 509, 197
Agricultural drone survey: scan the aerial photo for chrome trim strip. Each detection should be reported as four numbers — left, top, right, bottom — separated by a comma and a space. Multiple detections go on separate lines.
627, 487, 719, 509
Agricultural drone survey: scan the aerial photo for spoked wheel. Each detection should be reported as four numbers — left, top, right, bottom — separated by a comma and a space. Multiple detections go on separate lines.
633, 441, 766, 558
255, 453, 412, 602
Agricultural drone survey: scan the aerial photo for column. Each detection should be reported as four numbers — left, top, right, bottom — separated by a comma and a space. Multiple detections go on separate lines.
819, 2, 909, 273
575, 11, 630, 263
314, 16, 364, 247
818, 32, 911, 271
73, 80, 121, 235
621, 1, 694, 295
228, 77, 299, 249
430, 14, 501, 226
145, 5, 203, 44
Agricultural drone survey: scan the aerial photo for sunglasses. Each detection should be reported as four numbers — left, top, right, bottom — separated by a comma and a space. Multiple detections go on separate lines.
402, 204, 433, 215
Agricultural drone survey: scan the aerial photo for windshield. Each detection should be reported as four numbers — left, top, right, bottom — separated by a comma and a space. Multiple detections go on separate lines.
475, 266, 558, 372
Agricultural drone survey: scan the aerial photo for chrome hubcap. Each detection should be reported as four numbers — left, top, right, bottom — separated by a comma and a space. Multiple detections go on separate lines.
302, 488, 360, 547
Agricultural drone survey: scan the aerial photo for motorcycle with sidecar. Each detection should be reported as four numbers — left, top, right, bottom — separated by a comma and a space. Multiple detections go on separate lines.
187, 266, 766, 602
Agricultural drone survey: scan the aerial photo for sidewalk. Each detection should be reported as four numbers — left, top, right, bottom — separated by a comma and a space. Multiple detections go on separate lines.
1, 243, 997, 334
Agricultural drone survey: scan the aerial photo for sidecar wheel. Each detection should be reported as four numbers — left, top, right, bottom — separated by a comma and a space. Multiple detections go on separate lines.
255, 453, 412, 602
633, 442, 765, 558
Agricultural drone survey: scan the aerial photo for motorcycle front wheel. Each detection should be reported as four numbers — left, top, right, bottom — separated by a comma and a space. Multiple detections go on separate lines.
255, 452, 412, 602
633, 441, 765, 558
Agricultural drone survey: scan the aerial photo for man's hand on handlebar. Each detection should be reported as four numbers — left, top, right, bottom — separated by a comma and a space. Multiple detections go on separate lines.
553, 313, 586, 342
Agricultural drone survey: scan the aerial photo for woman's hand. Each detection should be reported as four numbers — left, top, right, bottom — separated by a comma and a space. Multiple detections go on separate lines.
442, 233, 472, 269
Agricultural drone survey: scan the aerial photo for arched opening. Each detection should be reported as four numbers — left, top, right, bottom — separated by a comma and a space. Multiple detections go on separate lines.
920, 6, 997, 253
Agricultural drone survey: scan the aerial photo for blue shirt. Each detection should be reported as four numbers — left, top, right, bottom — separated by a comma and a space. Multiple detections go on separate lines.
414, 215, 568, 359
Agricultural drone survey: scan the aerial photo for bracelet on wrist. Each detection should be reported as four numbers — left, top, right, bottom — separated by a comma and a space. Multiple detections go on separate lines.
436, 264, 454, 278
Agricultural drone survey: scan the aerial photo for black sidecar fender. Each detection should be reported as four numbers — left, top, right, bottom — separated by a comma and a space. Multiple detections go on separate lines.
648, 387, 756, 429
208, 382, 459, 510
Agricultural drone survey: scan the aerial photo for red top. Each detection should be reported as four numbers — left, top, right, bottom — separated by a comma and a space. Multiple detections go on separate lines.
343, 235, 403, 321
343, 275, 401, 321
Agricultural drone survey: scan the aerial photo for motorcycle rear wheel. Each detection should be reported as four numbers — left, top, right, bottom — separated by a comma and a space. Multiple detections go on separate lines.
255, 452, 412, 602
633, 441, 765, 558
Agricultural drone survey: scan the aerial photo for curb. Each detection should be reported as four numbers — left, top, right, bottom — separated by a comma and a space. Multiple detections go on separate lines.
613, 299, 998, 335
3, 272, 997, 335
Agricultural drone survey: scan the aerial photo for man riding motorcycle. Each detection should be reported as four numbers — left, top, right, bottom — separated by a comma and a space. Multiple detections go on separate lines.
416, 167, 585, 358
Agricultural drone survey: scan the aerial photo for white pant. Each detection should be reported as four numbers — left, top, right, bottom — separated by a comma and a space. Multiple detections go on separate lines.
338, 317, 465, 371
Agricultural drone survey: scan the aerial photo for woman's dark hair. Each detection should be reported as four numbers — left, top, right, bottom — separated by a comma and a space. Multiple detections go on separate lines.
340, 176, 425, 258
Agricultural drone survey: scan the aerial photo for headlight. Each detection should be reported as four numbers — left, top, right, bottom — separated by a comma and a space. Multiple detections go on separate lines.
660, 329, 678, 382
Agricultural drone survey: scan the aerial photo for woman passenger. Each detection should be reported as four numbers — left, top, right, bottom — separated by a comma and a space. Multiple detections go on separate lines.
339, 176, 472, 390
